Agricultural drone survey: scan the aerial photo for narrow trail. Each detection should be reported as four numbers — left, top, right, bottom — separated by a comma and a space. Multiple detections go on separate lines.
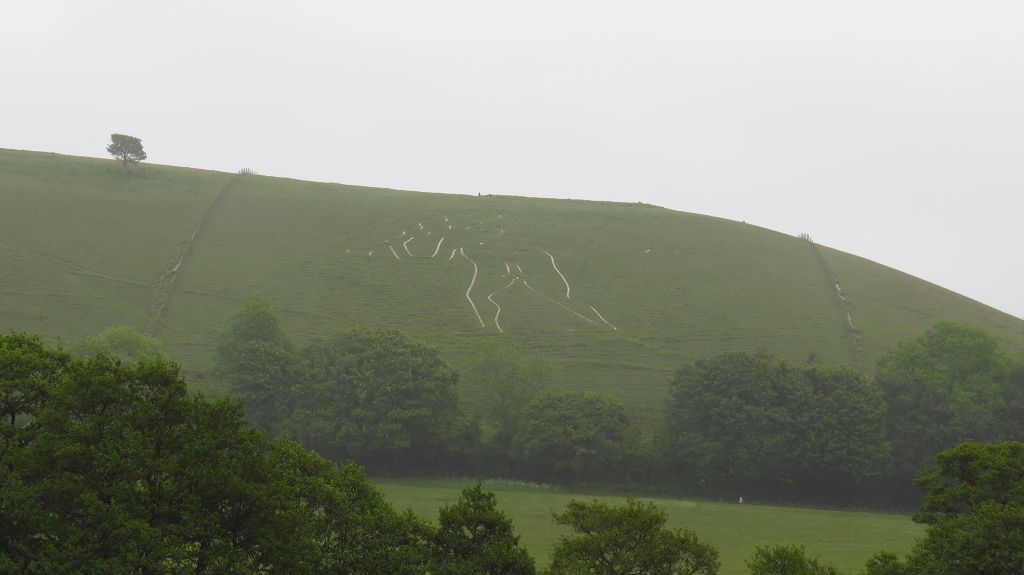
402, 236, 415, 256
460, 247, 485, 328
806, 238, 863, 364
540, 248, 571, 298
431, 237, 445, 258
146, 174, 240, 336
389, 245, 401, 260
523, 280, 597, 326
448, 248, 457, 261
588, 305, 618, 330
487, 278, 518, 333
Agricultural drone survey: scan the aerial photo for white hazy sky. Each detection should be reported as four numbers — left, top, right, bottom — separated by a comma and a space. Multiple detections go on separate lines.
3, 1, 1022, 317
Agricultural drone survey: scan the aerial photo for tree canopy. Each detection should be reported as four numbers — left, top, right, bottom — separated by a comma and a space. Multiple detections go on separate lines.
876, 321, 1011, 479
68, 325, 164, 363
0, 332, 431, 574
746, 545, 839, 575
865, 441, 1024, 575
431, 483, 536, 575
105, 133, 147, 167
548, 498, 719, 575
466, 342, 547, 450
215, 297, 296, 431
287, 329, 472, 474
511, 392, 631, 483
663, 353, 889, 500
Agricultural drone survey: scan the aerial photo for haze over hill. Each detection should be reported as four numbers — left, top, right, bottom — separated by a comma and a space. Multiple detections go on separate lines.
2, 148, 1022, 420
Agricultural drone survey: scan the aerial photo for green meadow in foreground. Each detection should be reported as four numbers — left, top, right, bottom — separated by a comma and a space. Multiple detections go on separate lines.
377, 479, 923, 575
2, 148, 1023, 422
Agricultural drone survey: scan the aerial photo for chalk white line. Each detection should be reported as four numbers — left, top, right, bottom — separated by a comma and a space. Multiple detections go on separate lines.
588, 305, 617, 330
368, 250, 374, 256
487, 278, 518, 333
402, 236, 415, 256
460, 247, 485, 328
448, 248, 457, 261
522, 280, 597, 325
516, 263, 523, 273
431, 237, 445, 258
504, 262, 510, 277
396, 230, 406, 238
418, 222, 423, 229
388, 245, 401, 260
448, 224, 452, 230
444, 215, 448, 223
541, 248, 571, 299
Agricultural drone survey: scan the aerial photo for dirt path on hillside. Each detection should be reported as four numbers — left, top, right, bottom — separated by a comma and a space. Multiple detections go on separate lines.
145, 174, 240, 336
807, 239, 863, 362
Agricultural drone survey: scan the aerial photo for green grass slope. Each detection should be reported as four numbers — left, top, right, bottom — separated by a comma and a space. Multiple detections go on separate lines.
377, 479, 924, 575
2, 149, 1023, 420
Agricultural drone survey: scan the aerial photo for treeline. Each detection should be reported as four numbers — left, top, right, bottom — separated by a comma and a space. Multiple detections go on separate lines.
215, 299, 640, 485
661, 321, 1024, 505
214, 298, 1024, 507
3, 332, 1024, 573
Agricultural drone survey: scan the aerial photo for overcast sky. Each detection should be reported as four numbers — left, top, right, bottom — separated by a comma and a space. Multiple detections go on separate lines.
3, 1, 1022, 317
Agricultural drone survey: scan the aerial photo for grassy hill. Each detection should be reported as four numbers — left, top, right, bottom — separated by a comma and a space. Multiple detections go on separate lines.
3, 148, 1023, 421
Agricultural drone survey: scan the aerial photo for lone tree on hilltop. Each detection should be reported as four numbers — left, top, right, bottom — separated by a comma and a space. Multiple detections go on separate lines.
106, 133, 147, 166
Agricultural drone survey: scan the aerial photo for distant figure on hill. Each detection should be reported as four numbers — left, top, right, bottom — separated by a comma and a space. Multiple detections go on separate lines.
737, 496, 745, 504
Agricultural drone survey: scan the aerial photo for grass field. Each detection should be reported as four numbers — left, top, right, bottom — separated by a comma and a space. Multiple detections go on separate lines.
377, 479, 923, 575
3, 148, 1023, 422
